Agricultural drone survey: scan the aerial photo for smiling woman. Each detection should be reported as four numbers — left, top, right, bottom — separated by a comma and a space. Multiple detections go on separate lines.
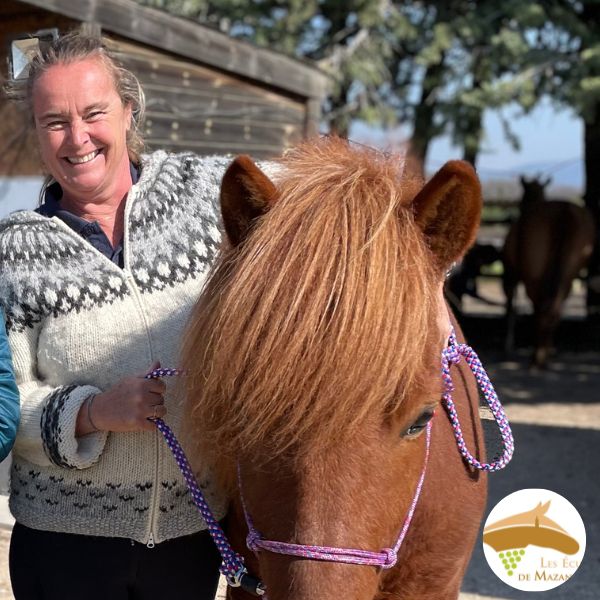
32, 59, 133, 246
0, 29, 231, 600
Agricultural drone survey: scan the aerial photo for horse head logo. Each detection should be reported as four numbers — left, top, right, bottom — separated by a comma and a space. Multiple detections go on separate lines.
483, 500, 579, 554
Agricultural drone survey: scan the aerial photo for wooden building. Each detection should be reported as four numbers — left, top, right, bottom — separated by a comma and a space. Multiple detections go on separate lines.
0, 0, 330, 176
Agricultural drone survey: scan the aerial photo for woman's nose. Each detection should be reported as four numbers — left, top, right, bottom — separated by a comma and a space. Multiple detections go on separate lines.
68, 120, 90, 147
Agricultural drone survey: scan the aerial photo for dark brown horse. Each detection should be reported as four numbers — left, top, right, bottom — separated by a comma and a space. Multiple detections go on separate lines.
182, 138, 488, 599
503, 176, 595, 367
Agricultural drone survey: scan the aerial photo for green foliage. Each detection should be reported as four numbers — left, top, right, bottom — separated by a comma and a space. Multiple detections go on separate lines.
133, 0, 600, 160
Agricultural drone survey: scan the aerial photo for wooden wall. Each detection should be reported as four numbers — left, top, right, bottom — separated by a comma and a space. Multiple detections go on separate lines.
113, 39, 307, 158
0, 0, 325, 177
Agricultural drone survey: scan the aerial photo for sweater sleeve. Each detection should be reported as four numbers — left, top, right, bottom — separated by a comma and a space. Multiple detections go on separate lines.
9, 320, 108, 470
0, 311, 19, 462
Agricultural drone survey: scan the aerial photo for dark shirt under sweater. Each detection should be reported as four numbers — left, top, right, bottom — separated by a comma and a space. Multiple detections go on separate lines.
35, 163, 140, 268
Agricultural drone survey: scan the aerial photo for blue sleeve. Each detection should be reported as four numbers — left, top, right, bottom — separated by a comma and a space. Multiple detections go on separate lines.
0, 310, 19, 462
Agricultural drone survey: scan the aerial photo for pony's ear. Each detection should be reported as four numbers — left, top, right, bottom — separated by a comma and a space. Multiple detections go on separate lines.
412, 160, 482, 273
220, 155, 279, 246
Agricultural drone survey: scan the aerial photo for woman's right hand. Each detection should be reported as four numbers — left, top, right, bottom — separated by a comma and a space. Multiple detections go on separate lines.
76, 363, 167, 436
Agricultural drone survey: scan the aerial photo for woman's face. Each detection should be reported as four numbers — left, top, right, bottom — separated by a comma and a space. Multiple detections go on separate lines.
32, 57, 132, 203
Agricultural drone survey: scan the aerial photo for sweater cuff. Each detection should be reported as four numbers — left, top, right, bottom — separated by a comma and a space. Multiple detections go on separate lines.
41, 385, 108, 469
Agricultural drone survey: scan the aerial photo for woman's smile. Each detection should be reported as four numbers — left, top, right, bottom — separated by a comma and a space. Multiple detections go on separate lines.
64, 149, 102, 165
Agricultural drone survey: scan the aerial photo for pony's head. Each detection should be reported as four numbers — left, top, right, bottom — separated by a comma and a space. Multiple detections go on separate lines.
520, 174, 551, 205
182, 137, 481, 599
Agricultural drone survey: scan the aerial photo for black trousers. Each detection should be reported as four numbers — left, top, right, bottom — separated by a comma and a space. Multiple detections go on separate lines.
9, 522, 222, 600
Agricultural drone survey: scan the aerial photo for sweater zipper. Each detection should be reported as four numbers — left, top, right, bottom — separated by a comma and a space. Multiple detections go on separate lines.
125, 272, 161, 548
121, 182, 160, 547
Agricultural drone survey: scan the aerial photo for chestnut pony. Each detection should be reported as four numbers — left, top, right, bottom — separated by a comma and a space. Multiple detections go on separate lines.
182, 138, 487, 600
503, 176, 596, 367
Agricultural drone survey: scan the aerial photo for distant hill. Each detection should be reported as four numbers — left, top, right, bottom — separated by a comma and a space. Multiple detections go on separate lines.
475, 159, 583, 202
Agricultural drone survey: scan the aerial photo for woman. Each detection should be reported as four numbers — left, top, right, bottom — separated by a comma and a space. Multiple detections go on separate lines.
1, 30, 231, 599
0, 309, 19, 462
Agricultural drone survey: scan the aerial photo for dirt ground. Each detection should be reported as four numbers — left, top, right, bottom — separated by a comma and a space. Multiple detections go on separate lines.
456, 280, 600, 600
0, 281, 597, 599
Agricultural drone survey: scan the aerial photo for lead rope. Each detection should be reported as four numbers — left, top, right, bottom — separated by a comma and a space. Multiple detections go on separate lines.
145, 369, 265, 596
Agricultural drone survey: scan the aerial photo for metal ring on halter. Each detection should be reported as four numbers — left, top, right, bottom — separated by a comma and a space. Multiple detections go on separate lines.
225, 565, 246, 588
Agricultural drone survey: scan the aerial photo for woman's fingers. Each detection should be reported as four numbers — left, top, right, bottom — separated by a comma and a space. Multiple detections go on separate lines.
145, 377, 166, 395
149, 403, 167, 420
141, 402, 167, 431
90, 371, 170, 432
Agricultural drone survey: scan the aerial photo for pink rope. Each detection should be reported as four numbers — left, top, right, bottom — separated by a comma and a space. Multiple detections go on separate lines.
145, 328, 512, 592
441, 330, 514, 471
241, 422, 432, 569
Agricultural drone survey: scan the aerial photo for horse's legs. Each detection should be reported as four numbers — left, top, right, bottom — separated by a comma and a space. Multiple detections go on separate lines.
532, 301, 561, 368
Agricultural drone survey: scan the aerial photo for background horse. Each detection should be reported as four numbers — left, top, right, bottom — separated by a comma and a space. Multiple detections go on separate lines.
182, 138, 488, 599
503, 175, 596, 368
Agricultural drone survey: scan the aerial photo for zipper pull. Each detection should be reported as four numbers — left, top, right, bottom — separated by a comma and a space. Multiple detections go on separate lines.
146, 532, 155, 548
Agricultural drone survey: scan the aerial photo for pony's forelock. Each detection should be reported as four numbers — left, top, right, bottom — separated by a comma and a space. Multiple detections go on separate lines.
182, 138, 439, 483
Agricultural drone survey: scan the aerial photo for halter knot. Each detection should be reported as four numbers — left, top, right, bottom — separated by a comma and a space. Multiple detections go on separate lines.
381, 547, 398, 568
246, 529, 262, 552
443, 343, 462, 366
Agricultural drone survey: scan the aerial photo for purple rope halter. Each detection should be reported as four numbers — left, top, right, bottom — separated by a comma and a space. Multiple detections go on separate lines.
144, 330, 513, 595
240, 422, 431, 569
441, 329, 514, 471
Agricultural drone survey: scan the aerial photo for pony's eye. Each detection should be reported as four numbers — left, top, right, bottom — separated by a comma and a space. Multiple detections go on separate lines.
404, 409, 435, 437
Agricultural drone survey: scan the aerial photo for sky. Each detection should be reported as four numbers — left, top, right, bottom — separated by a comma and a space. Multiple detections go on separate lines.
351, 100, 584, 191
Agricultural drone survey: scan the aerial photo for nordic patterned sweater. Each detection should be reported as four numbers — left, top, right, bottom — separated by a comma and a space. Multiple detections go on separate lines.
0, 150, 231, 544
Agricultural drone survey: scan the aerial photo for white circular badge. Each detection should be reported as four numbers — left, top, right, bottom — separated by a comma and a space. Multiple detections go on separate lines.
482, 489, 586, 591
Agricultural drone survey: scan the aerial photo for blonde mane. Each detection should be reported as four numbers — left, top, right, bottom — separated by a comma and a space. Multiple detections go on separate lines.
182, 138, 439, 475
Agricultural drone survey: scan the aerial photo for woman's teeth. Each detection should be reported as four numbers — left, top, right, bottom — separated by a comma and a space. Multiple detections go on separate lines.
67, 150, 99, 164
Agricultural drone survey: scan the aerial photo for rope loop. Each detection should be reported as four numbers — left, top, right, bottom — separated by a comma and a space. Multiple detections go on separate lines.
441, 330, 514, 472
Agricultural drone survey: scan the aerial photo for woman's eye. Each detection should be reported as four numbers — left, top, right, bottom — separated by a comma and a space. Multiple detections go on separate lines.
46, 121, 66, 130
403, 409, 435, 437
86, 111, 103, 120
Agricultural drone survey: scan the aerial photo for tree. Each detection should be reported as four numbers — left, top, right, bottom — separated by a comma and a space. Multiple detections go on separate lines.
137, 0, 413, 137
394, 1, 582, 168
499, 0, 600, 312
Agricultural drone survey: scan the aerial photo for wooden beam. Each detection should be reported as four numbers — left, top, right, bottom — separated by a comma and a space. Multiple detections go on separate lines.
18, 0, 330, 100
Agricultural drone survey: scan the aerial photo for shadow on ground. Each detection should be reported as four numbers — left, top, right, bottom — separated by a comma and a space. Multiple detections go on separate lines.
457, 314, 600, 599
462, 424, 599, 599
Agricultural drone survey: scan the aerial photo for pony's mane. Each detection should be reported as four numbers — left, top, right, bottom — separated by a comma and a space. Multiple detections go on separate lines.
182, 138, 439, 479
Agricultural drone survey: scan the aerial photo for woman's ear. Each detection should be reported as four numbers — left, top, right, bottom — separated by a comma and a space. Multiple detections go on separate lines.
412, 160, 482, 273
220, 156, 279, 247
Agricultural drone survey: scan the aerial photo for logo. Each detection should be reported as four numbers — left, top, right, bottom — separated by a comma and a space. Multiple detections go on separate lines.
482, 489, 586, 591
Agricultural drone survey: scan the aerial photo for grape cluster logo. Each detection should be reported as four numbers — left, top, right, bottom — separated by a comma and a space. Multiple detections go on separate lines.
482, 489, 586, 591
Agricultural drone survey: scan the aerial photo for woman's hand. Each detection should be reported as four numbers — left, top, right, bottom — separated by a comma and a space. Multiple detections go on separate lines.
76, 362, 167, 436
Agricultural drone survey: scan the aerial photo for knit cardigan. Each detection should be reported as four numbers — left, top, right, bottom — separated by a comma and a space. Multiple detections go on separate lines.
0, 150, 231, 544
